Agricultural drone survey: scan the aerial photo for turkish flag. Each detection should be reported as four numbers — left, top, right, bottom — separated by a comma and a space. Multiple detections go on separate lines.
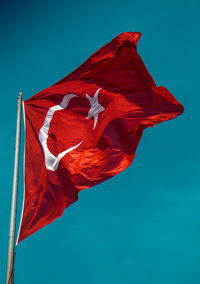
17, 32, 183, 243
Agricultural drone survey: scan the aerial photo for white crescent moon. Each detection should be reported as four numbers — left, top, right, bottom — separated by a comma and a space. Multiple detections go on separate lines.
39, 94, 83, 171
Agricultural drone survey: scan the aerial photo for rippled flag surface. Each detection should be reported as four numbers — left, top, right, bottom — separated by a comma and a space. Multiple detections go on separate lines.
17, 32, 184, 243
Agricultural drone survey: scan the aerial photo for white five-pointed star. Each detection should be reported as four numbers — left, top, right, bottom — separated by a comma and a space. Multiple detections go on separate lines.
86, 88, 105, 129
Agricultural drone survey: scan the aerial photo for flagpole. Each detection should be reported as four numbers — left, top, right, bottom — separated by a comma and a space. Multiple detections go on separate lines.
6, 92, 22, 284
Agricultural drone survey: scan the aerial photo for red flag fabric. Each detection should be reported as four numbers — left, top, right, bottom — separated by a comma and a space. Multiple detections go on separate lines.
17, 32, 183, 243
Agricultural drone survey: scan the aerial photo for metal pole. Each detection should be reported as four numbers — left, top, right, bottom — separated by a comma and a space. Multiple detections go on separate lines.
6, 92, 22, 284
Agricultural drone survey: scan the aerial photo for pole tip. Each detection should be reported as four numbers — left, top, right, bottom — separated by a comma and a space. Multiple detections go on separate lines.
18, 92, 23, 99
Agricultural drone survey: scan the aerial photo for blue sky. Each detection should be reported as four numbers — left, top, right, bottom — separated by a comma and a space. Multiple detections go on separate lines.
1, 0, 199, 283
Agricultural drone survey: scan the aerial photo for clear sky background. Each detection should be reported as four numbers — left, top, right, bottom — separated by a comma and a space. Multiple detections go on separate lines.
0, 0, 199, 283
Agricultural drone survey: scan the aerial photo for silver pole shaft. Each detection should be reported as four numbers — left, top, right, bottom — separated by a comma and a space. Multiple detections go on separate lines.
6, 92, 22, 284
